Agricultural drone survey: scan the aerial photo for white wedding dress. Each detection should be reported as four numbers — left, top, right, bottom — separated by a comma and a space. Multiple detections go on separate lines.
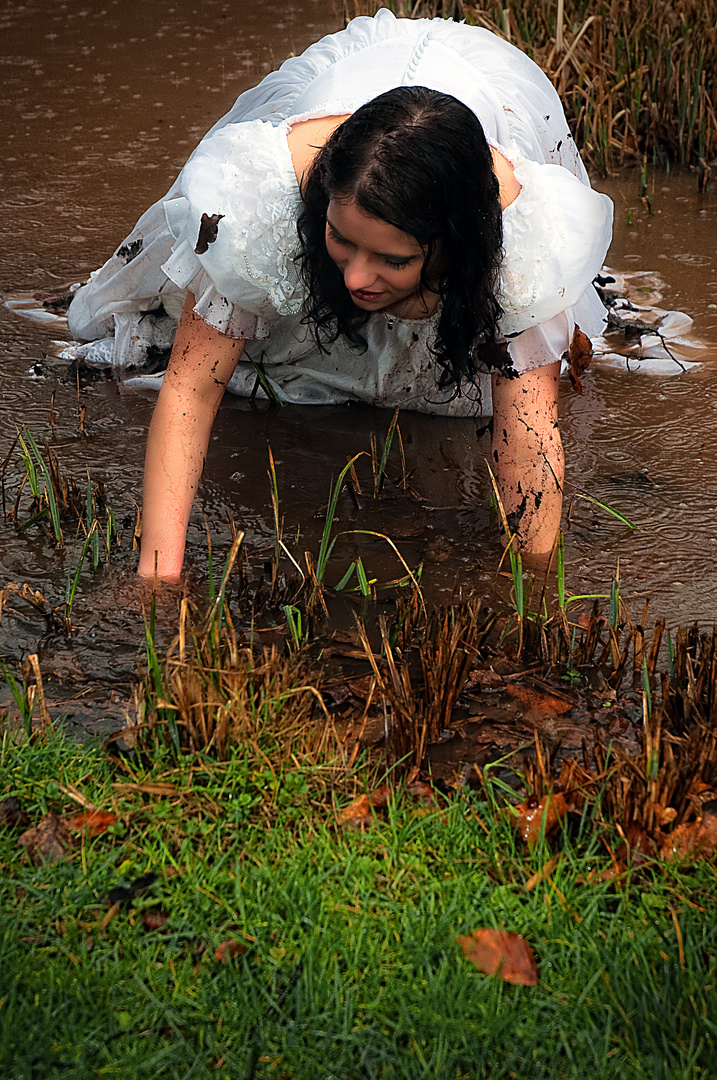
66, 9, 614, 416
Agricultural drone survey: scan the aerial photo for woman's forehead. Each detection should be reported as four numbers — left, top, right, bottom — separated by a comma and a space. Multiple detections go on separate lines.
327, 196, 423, 253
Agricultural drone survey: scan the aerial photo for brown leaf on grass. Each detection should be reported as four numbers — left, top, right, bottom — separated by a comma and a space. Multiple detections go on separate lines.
215, 939, 248, 964
525, 854, 562, 890
512, 792, 568, 849
112, 782, 177, 796
506, 683, 575, 716
18, 814, 71, 865
339, 793, 377, 830
615, 820, 659, 867
456, 928, 539, 985
65, 810, 118, 837
660, 802, 717, 861
368, 784, 392, 810
0, 797, 31, 831
567, 324, 593, 395
587, 861, 629, 887
141, 908, 170, 931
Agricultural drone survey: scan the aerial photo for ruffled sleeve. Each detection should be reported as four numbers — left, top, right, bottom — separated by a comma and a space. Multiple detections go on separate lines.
160, 119, 304, 340
497, 148, 614, 336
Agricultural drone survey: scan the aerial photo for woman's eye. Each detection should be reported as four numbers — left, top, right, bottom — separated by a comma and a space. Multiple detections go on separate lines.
328, 228, 348, 246
384, 257, 411, 269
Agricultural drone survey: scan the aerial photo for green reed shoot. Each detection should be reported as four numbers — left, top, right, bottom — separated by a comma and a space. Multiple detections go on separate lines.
267, 446, 282, 568
142, 593, 180, 754
207, 532, 244, 639
315, 453, 365, 585
609, 574, 621, 631
334, 556, 375, 596
642, 654, 653, 714
283, 604, 308, 649
568, 491, 637, 531
64, 522, 97, 632
0, 662, 35, 738
372, 407, 400, 498
17, 429, 63, 544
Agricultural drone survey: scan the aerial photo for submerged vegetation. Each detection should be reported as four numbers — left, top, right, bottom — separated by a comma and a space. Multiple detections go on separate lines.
350, 0, 717, 171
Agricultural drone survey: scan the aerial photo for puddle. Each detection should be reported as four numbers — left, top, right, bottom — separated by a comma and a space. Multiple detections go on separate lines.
1, 0, 717, 733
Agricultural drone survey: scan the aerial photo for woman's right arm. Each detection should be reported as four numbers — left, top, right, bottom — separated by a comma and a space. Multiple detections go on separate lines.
138, 293, 245, 582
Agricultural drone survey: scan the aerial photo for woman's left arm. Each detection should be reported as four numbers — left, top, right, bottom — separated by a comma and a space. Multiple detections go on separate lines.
490, 361, 563, 555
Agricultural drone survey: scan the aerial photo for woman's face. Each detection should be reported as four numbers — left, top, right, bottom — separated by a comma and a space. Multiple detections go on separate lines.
325, 197, 427, 315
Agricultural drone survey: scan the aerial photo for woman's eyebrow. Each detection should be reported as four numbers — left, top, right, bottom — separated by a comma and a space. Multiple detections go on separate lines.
325, 215, 346, 240
326, 216, 420, 260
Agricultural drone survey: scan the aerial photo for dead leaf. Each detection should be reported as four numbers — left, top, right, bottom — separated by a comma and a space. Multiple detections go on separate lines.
456, 928, 539, 985
368, 784, 392, 810
339, 794, 375, 830
615, 820, 658, 866
65, 810, 118, 837
215, 939, 248, 964
506, 683, 575, 716
525, 853, 562, 890
141, 908, 170, 931
566, 324, 592, 395
661, 803, 717, 861
0, 797, 30, 831
465, 668, 504, 691
112, 782, 177, 796
194, 212, 224, 254
18, 814, 72, 865
587, 861, 628, 887
512, 792, 568, 849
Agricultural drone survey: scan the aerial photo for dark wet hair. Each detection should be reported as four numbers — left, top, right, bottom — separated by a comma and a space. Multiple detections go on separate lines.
296, 85, 505, 392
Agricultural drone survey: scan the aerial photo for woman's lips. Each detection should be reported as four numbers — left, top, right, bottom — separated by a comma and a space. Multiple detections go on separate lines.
350, 288, 383, 302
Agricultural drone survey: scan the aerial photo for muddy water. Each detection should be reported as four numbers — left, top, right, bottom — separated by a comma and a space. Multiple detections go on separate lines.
1, 0, 717, 727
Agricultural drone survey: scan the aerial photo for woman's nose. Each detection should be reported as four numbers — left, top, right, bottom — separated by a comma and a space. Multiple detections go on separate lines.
342, 251, 377, 291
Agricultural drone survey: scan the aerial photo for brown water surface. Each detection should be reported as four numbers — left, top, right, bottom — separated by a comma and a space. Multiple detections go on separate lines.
2, 0, 717, 728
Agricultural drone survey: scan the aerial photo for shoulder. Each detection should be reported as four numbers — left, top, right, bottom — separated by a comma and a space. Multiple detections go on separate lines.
498, 151, 614, 334
491, 148, 521, 210
161, 119, 304, 321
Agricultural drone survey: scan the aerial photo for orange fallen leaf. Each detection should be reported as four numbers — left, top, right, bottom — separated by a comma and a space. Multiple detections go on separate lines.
567, 324, 593, 395
215, 939, 248, 963
456, 928, 539, 985
660, 805, 717, 861
506, 684, 575, 716
615, 820, 658, 866
65, 810, 119, 837
525, 853, 562, 890
18, 813, 71, 865
368, 784, 392, 810
141, 908, 170, 931
339, 793, 375, 829
512, 792, 568, 849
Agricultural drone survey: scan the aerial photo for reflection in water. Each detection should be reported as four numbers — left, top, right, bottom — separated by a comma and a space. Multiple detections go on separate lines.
1, 0, 717, 712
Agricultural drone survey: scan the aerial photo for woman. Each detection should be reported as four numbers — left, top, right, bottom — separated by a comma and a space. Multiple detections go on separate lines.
67, 10, 614, 582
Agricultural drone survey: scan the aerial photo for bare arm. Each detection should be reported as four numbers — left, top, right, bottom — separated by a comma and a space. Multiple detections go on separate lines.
490, 361, 563, 556
138, 293, 245, 581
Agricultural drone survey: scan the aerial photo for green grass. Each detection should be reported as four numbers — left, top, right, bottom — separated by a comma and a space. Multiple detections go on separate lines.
1, 728, 717, 1079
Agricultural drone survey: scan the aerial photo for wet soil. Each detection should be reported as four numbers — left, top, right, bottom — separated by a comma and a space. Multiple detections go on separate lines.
1, 0, 717, 755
